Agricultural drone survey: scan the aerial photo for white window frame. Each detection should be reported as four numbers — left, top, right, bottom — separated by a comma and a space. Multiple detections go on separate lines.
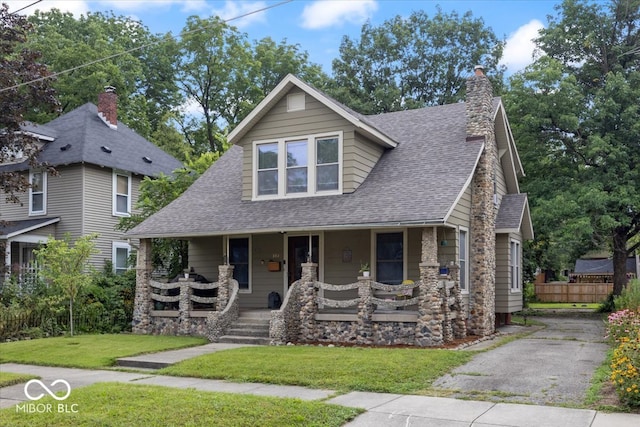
226, 236, 252, 293
112, 171, 131, 216
510, 239, 522, 292
112, 241, 131, 274
29, 170, 47, 216
252, 131, 343, 200
458, 227, 469, 293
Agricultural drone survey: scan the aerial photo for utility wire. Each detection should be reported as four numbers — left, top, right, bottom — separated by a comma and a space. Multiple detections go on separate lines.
10, 0, 43, 15
1, 0, 294, 93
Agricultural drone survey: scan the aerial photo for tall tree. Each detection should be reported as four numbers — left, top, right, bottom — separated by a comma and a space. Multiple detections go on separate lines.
24, 10, 182, 139
329, 8, 505, 114
0, 4, 59, 203
506, 0, 640, 294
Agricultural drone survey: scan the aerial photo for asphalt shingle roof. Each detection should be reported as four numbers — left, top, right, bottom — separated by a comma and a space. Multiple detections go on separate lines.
495, 193, 528, 231
128, 101, 485, 238
2, 103, 182, 177
0, 217, 59, 239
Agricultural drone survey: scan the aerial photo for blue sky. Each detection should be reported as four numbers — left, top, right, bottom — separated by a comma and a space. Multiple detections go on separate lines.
6, 0, 567, 75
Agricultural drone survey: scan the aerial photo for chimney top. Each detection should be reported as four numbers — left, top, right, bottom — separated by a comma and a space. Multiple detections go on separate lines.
474, 65, 485, 76
98, 86, 118, 130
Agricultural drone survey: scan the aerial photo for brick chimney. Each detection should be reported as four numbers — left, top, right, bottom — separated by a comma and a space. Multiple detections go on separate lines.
465, 65, 497, 337
98, 86, 118, 130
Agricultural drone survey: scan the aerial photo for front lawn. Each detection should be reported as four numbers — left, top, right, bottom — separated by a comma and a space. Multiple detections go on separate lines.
160, 345, 474, 394
0, 382, 362, 427
0, 372, 38, 388
0, 334, 207, 368
528, 302, 600, 310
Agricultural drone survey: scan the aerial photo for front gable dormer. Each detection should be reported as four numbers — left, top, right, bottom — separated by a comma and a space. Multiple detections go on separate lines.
228, 75, 397, 201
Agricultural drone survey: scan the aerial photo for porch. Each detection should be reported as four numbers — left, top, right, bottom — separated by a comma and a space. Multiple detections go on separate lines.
132, 227, 469, 347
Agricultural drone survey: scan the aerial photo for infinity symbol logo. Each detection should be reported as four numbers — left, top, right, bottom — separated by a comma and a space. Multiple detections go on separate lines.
24, 379, 72, 401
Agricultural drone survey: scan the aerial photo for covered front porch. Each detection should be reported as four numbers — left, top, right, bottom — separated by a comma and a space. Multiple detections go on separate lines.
133, 226, 487, 347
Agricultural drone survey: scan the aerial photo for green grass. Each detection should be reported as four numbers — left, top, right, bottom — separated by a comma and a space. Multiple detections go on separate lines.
528, 302, 600, 310
0, 334, 207, 368
0, 382, 362, 426
160, 346, 474, 394
0, 372, 38, 388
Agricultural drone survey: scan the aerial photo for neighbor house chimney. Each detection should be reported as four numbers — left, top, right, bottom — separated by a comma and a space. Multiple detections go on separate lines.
465, 65, 497, 338
98, 86, 118, 130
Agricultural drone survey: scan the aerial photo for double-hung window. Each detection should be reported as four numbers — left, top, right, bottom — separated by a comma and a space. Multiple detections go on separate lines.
113, 242, 131, 275
254, 132, 342, 199
29, 170, 46, 215
113, 171, 131, 216
459, 228, 468, 292
510, 240, 521, 291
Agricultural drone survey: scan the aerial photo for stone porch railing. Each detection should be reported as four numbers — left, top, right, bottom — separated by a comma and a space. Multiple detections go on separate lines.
132, 261, 239, 340
269, 262, 467, 347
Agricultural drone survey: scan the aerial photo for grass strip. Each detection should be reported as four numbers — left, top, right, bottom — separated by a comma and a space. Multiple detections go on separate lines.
1, 382, 362, 426
0, 334, 207, 368
160, 345, 474, 394
0, 372, 38, 388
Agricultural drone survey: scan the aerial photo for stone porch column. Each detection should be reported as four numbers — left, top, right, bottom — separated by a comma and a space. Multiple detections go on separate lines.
132, 238, 152, 334
298, 262, 318, 342
178, 277, 193, 335
448, 263, 467, 339
357, 276, 373, 345
416, 227, 443, 346
217, 264, 234, 311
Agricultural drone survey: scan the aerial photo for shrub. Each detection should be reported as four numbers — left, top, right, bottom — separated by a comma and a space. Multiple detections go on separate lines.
606, 309, 640, 344
615, 279, 640, 311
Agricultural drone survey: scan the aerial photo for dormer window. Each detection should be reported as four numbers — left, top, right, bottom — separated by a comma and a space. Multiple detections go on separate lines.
253, 131, 342, 199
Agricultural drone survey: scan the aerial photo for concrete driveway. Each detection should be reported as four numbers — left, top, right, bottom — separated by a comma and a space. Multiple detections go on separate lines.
433, 313, 609, 406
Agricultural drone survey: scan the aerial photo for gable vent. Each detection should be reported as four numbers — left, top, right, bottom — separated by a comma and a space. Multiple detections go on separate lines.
101, 145, 112, 153
142, 156, 152, 164
60, 143, 72, 151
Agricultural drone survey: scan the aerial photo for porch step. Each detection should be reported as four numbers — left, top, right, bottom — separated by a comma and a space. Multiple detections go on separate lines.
218, 312, 271, 345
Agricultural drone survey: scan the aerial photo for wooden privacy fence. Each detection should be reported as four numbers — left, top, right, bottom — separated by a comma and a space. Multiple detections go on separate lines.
534, 282, 613, 303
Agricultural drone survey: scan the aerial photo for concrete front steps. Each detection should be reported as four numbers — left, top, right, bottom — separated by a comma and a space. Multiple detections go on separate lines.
218, 310, 271, 345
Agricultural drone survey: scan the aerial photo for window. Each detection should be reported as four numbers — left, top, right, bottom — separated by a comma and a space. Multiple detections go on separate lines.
113, 242, 131, 275
29, 170, 46, 215
510, 240, 521, 291
376, 232, 404, 285
113, 172, 131, 216
253, 132, 342, 199
229, 238, 250, 291
459, 228, 468, 292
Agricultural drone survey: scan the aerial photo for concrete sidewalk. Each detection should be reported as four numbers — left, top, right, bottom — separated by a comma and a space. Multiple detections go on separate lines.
1, 363, 639, 426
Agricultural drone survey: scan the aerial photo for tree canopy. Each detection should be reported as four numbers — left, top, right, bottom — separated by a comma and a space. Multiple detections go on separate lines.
506, 0, 640, 293
329, 8, 505, 114
0, 4, 59, 204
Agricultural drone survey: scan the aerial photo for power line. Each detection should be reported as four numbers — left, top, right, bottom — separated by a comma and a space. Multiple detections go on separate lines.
10, 0, 43, 15
1, 0, 294, 93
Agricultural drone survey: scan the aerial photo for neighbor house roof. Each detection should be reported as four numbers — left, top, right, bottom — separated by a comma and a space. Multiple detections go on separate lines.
574, 258, 637, 275
127, 99, 487, 238
0, 217, 60, 239
1, 103, 182, 177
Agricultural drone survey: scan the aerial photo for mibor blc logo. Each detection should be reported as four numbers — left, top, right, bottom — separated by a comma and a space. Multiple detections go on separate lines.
16, 379, 79, 414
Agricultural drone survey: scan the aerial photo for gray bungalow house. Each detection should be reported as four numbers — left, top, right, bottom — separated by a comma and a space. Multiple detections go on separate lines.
129, 69, 533, 347
0, 88, 183, 282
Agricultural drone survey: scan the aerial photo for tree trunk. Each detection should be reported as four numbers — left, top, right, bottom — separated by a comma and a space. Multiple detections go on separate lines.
69, 298, 74, 336
612, 228, 629, 296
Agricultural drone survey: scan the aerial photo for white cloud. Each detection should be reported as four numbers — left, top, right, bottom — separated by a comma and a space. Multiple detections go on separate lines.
500, 19, 545, 73
4, 0, 89, 16
301, 0, 377, 29
209, 1, 268, 28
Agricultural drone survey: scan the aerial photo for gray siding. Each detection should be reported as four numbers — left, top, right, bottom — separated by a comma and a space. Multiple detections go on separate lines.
495, 232, 523, 312
246, 233, 284, 308
188, 236, 223, 282
48, 165, 84, 241
237, 88, 384, 199
447, 186, 472, 228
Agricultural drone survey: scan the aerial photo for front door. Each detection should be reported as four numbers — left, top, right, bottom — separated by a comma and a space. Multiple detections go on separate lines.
288, 235, 319, 285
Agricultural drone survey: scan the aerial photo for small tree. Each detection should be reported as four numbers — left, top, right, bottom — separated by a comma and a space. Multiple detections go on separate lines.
35, 234, 99, 336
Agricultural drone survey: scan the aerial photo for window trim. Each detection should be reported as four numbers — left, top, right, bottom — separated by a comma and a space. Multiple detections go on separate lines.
510, 239, 522, 292
28, 170, 47, 216
458, 226, 469, 293
252, 131, 343, 200
112, 171, 131, 217
227, 236, 252, 293
112, 241, 131, 275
